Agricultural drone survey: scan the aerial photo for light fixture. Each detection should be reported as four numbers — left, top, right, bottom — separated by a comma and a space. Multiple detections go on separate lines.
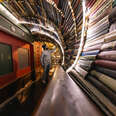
67, 0, 86, 73
68, 1, 71, 6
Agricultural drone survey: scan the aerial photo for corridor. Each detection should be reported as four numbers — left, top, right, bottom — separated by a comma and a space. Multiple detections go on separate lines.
0, 66, 103, 116
0, 0, 116, 115
33, 66, 103, 116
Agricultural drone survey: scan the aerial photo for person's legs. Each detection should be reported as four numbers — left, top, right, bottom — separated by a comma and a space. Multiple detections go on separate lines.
42, 64, 50, 84
46, 64, 50, 83
42, 66, 47, 84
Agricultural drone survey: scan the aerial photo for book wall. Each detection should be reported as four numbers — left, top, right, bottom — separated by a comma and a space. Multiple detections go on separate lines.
10, 0, 42, 17
88, 31, 116, 105
57, 0, 76, 68
6, 0, 44, 25
67, 0, 84, 72
42, 0, 63, 27
70, 0, 116, 115
42, 1, 56, 25
86, 0, 116, 108
74, 0, 112, 78
63, 0, 83, 68
73, 0, 83, 56
7, 0, 64, 29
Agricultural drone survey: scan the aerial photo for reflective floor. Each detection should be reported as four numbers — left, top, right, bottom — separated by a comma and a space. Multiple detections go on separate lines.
0, 66, 104, 116
34, 66, 104, 116
0, 80, 49, 116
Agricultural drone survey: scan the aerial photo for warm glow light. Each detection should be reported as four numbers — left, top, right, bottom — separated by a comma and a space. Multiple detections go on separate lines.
31, 26, 65, 65
67, 0, 77, 45
67, 0, 86, 73
0, 3, 65, 65
18, 20, 58, 35
0, 0, 4, 2
68, 1, 71, 6
86, 8, 90, 16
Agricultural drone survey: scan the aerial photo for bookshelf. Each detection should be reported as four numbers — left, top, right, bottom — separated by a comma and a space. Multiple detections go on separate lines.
69, 0, 116, 115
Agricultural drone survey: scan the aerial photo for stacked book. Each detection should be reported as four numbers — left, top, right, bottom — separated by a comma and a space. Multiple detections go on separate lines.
109, 1, 116, 32
69, 0, 116, 114
74, 0, 83, 57
42, 0, 63, 26
57, 0, 76, 68
63, 0, 83, 68
87, 30, 116, 106
74, 0, 112, 78
84, 0, 116, 106
7, 0, 63, 28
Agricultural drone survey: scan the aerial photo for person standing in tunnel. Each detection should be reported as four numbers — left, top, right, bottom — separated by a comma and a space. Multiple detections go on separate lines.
41, 44, 56, 84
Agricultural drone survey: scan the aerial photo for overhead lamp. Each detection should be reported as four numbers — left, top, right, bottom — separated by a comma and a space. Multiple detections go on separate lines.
68, 1, 71, 6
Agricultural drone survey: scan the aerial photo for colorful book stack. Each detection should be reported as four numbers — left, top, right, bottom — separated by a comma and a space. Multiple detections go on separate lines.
69, 0, 116, 115
71, 0, 83, 68
42, 0, 63, 26
109, 3, 116, 32
88, 30, 116, 105
74, 0, 112, 78
74, 0, 83, 57
86, 0, 116, 106
60, 0, 83, 68
6, 0, 63, 28
57, 0, 75, 68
